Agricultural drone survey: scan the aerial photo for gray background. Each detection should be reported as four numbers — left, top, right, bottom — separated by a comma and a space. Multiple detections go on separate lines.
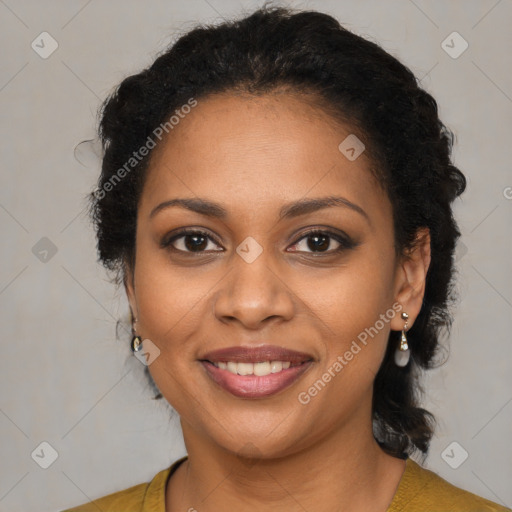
1, 1, 511, 510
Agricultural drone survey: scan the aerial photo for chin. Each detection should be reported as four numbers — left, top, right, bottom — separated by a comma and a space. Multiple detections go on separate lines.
200, 411, 312, 461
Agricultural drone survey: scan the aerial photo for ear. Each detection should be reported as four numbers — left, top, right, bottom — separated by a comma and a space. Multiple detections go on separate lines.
123, 260, 138, 323
390, 227, 431, 331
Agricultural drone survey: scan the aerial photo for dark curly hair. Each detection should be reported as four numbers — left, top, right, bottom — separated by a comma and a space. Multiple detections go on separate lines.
89, 4, 466, 460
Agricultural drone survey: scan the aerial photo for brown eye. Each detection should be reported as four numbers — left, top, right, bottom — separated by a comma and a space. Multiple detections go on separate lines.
162, 229, 223, 253
288, 229, 356, 254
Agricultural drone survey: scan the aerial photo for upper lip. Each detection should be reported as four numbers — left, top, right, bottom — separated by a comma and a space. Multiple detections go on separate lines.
200, 344, 314, 364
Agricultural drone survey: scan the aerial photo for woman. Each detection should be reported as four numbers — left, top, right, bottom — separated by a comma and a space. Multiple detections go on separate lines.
63, 5, 510, 512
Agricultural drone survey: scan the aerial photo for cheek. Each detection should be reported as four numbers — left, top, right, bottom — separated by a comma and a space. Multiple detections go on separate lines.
134, 256, 209, 349
319, 249, 395, 327
132, 252, 210, 418
132, 237, 185, 335
311, 248, 397, 377
294, 266, 397, 427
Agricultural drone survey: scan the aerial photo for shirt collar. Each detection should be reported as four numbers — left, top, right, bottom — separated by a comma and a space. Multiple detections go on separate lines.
142, 455, 189, 511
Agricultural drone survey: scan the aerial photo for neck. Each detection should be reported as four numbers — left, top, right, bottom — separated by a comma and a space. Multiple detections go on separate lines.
166, 405, 406, 512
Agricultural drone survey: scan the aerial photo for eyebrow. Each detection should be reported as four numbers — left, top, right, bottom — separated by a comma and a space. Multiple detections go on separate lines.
149, 195, 369, 223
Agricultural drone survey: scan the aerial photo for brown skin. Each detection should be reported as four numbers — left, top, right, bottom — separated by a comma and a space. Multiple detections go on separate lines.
125, 91, 431, 511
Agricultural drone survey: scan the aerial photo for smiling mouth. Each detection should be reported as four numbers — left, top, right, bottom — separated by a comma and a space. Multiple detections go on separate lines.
199, 344, 315, 398
200, 359, 313, 398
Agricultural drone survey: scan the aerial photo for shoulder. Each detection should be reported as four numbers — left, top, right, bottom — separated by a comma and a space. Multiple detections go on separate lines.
388, 457, 511, 512
60, 481, 149, 512
60, 462, 177, 512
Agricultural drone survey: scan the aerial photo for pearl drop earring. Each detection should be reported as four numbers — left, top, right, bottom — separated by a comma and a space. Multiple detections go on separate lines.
394, 312, 410, 367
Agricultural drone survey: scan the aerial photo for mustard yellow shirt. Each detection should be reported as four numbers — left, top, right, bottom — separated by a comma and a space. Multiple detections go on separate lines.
62, 455, 511, 511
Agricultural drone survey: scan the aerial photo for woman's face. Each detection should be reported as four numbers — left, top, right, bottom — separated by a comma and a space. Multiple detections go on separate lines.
126, 92, 410, 458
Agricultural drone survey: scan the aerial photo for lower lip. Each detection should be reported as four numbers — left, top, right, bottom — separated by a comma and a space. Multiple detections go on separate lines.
201, 361, 313, 399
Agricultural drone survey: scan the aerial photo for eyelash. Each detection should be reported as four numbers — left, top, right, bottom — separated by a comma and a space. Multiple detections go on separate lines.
161, 227, 356, 256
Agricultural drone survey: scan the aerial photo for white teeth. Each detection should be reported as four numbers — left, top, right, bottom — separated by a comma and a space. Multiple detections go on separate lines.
270, 361, 282, 373
212, 360, 295, 376
237, 362, 253, 376
254, 361, 271, 376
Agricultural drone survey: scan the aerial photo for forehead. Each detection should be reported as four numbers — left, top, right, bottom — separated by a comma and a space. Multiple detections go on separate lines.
140, 92, 389, 224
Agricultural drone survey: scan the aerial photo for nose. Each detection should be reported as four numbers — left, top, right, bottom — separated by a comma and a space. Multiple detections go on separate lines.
213, 250, 295, 330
